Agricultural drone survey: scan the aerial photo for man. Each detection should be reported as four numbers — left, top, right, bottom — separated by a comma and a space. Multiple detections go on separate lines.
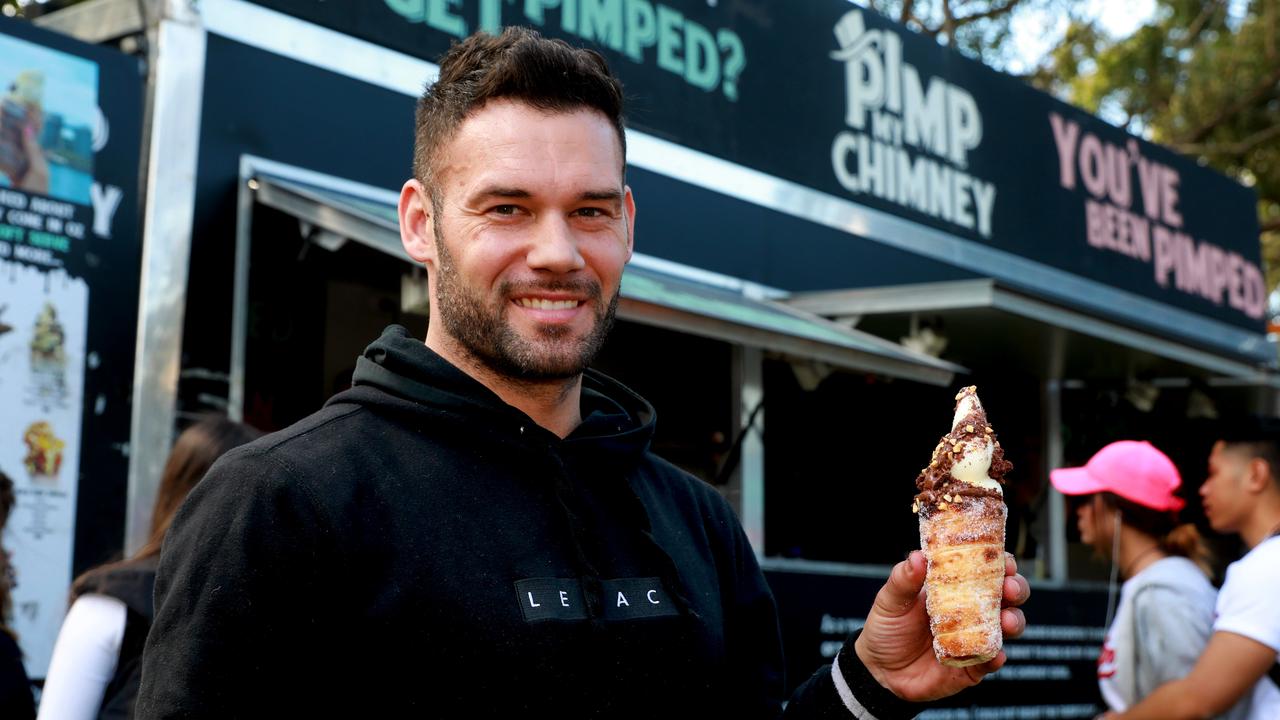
1106, 422, 1280, 720
136, 28, 1028, 718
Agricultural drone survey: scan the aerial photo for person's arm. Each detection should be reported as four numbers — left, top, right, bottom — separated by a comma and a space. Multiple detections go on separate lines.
1108, 631, 1276, 720
784, 552, 1029, 719
134, 449, 339, 718
36, 594, 126, 720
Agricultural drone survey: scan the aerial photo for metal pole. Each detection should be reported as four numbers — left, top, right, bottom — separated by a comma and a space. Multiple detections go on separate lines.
124, 5, 206, 555
1044, 327, 1067, 582
736, 346, 766, 558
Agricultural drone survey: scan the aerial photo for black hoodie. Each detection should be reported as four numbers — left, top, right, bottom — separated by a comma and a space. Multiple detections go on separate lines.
137, 326, 915, 719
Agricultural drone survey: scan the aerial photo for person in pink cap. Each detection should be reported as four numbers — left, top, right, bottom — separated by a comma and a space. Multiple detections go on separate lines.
1050, 441, 1245, 719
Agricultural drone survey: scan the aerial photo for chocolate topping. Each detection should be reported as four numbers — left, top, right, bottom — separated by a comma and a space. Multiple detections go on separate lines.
913, 386, 1012, 511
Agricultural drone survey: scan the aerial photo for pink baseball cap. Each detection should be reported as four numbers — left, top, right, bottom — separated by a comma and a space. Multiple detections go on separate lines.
1050, 440, 1185, 512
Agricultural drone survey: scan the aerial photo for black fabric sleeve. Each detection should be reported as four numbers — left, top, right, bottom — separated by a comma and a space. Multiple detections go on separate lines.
782, 630, 920, 719
0, 632, 35, 720
134, 448, 339, 718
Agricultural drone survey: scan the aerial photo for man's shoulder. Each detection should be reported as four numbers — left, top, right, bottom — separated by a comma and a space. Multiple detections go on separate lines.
1228, 536, 1280, 581
203, 403, 381, 491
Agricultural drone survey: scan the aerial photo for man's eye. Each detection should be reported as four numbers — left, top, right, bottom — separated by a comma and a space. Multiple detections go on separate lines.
576, 207, 607, 218
490, 205, 520, 215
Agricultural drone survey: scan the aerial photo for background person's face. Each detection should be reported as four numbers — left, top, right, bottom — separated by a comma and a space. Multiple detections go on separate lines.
1201, 441, 1251, 534
1075, 494, 1112, 555
427, 100, 634, 380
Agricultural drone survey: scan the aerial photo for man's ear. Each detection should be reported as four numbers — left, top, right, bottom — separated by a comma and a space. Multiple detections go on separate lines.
1246, 457, 1274, 494
400, 179, 436, 266
622, 184, 636, 262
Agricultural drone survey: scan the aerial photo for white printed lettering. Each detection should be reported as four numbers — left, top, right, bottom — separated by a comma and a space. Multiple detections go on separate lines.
647, 590, 660, 605
617, 592, 630, 607
527, 592, 541, 608
559, 590, 570, 607
90, 183, 124, 239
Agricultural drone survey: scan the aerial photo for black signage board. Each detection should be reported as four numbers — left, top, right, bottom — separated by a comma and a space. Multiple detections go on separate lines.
0, 17, 144, 675
766, 569, 1109, 718
243, 0, 1265, 337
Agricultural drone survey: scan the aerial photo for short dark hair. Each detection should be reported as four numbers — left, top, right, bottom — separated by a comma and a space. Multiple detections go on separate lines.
413, 27, 626, 187
1219, 415, 1280, 486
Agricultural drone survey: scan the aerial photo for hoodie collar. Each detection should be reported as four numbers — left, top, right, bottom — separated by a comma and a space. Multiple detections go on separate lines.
340, 325, 655, 458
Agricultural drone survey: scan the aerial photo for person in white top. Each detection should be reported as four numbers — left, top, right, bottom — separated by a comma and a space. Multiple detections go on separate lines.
38, 416, 260, 720
1050, 441, 1243, 717
1107, 420, 1280, 720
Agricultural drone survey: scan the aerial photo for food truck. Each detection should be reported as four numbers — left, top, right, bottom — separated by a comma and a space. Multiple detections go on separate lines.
9, 0, 1275, 714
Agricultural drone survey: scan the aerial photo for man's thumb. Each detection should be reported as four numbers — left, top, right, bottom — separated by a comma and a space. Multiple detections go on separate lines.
876, 550, 927, 615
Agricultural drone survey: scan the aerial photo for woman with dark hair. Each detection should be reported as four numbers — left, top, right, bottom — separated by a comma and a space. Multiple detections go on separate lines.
37, 416, 260, 720
1051, 441, 1247, 719
0, 471, 36, 719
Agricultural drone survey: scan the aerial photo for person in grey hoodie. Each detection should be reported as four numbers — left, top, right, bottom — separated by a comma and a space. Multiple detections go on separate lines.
1051, 440, 1248, 719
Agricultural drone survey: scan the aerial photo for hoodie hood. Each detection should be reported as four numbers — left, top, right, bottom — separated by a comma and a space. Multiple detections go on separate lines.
334, 325, 655, 460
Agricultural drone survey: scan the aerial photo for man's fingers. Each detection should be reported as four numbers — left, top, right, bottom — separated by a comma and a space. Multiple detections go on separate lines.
1004, 552, 1017, 577
964, 650, 1007, 685
875, 551, 927, 615
1000, 607, 1026, 639
1002, 574, 1030, 607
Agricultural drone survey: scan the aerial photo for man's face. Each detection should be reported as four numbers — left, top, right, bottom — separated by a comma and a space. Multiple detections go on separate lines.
424, 100, 634, 380
1201, 441, 1252, 533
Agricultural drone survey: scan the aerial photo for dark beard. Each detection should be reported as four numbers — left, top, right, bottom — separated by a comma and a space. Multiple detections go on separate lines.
434, 230, 618, 381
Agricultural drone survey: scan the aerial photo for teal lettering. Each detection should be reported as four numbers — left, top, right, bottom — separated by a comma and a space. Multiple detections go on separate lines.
561, 0, 577, 33
655, 4, 683, 74
478, 0, 504, 33
717, 29, 745, 101
524, 0, 560, 25
579, 0, 622, 51
624, 0, 655, 62
0, 224, 22, 242
28, 232, 69, 253
384, 0, 426, 22
426, 0, 467, 37
683, 19, 718, 90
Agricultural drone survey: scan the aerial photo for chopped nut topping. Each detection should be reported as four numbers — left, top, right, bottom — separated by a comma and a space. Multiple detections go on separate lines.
952, 442, 963, 453
984, 426, 993, 433
938, 502, 949, 510
930, 460, 938, 468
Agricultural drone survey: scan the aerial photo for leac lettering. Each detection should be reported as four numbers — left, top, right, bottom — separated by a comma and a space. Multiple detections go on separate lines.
559, 590, 570, 607
647, 590, 660, 605
617, 591, 630, 607
527, 592, 541, 608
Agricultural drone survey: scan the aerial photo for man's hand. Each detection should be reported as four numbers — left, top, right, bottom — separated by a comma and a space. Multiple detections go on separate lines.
854, 550, 1029, 702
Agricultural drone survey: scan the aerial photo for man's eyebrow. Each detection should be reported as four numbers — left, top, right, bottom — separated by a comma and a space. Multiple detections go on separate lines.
580, 189, 623, 202
471, 186, 532, 200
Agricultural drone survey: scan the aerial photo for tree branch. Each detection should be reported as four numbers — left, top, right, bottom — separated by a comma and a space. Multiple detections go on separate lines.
953, 0, 1023, 26
899, 0, 915, 25
1175, 123, 1280, 157
1261, 217, 1280, 234
1180, 65, 1280, 144
940, 0, 957, 44
1175, 0, 1223, 53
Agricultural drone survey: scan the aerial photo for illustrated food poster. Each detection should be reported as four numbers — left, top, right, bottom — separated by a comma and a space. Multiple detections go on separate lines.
0, 17, 143, 677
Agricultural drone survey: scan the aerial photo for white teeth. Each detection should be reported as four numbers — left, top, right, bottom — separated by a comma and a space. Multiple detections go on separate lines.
516, 298, 580, 310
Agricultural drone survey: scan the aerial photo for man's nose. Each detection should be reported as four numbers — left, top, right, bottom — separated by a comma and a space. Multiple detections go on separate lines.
527, 217, 585, 273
